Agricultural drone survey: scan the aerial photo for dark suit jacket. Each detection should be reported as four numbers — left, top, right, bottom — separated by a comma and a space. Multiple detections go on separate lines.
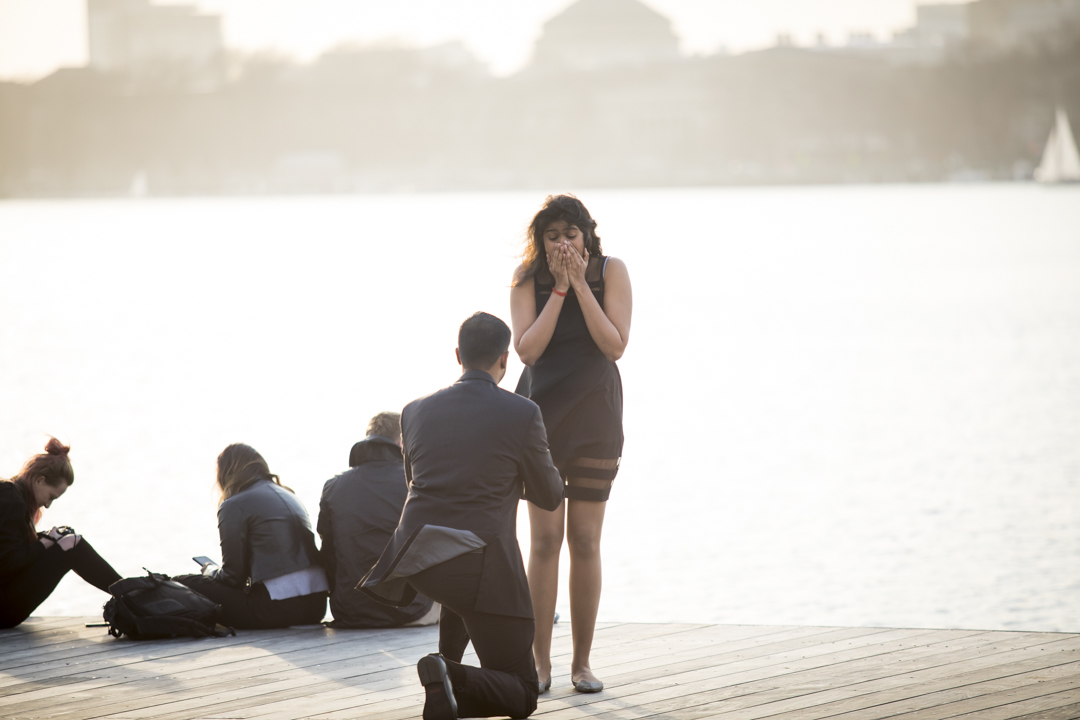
318, 436, 434, 627
359, 370, 563, 619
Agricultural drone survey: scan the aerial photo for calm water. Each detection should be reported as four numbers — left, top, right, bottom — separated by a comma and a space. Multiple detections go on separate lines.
1, 185, 1078, 632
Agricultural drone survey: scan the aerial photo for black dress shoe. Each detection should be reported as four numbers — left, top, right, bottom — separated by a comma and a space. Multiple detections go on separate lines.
417, 653, 458, 720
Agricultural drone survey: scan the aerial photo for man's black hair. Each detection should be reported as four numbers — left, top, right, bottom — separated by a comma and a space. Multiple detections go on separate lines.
458, 312, 512, 370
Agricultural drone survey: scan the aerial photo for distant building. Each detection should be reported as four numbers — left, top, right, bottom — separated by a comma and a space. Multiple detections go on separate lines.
968, 0, 1080, 50
87, 0, 224, 88
883, 3, 970, 63
914, 3, 971, 47
845, 31, 885, 49
530, 0, 681, 72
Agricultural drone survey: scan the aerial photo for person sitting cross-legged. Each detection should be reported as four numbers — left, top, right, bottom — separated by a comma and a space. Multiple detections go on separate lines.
176, 444, 328, 629
317, 411, 436, 628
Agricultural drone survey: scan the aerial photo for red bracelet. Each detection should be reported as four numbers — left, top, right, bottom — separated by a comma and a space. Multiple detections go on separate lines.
552, 288, 567, 297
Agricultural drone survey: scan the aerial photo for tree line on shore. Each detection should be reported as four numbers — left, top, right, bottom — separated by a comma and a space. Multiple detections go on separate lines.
1, 40, 1078, 197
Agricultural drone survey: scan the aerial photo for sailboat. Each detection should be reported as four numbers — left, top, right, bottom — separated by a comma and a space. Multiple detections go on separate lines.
1034, 107, 1080, 183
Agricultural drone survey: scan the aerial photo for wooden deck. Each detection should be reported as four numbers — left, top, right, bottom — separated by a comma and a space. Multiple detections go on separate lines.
2, 618, 1078, 720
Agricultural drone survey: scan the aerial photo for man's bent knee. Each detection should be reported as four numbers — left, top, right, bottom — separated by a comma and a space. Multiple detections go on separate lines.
509, 683, 538, 719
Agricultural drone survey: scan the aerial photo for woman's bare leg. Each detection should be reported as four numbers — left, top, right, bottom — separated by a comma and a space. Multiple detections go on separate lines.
528, 499, 565, 683
566, 497, 607, 683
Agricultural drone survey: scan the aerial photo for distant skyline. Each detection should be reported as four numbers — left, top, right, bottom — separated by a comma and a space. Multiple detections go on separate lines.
0, 0, 966, 81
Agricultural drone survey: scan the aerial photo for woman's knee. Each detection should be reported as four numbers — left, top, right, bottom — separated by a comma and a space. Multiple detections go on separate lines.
566, 525, 602, 560
529, 515, 565, 558
530, 528, 564, 558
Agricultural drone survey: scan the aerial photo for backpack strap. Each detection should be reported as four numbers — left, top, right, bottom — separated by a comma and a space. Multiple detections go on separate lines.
133, 615, 236, 639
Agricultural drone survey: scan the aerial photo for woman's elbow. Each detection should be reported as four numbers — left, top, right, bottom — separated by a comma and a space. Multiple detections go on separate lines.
604, 344, 626, 362
516, 347, 539, 366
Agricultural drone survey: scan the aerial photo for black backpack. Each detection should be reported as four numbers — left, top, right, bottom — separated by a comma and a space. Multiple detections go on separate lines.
103, 570, 236, 640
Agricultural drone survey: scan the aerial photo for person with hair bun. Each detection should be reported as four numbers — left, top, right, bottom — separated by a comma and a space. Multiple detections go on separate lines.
511, 194, 632, 694
0, 438, 121, 628
175, 444, 328, 629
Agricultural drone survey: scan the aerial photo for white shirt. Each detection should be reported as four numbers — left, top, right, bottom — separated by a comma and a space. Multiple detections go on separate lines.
263, 565, 329, 601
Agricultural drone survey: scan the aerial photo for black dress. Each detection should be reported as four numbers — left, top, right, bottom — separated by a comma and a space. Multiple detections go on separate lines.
515, 255, 623, 502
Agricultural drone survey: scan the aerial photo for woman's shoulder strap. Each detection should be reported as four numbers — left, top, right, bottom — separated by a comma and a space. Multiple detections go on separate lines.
586, 254, 607, 284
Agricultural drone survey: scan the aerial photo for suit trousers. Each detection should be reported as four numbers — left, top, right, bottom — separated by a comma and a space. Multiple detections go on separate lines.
0, 539, 121, 629
407, 550, 539, 719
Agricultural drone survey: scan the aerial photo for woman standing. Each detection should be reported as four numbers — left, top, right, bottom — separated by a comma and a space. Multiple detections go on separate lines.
176, 443, 328, 629
0, 438, 121, 628
510, 195, 632, 694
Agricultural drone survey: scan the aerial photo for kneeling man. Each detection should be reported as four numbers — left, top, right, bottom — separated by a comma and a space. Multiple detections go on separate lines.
359, 312, 563, 720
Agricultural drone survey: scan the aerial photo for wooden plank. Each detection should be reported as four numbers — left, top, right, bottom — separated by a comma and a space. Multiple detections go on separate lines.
1009, 701, 1080, 720
293, 629, 898, 720
664, 635, 1080, 720
219, 628, 873, 720
10, 624, 637, 720
0, 621, 420, 681
529, 632, 1079, 720
0, 619, 109, 656
931, 688, 1080, 720
0, 627, 439, 715
653, 656, 1080, 720
718, 636, 1080, 720
3, 622, 1078, 720
850, 669, 1080, 720
80, 625, 703, 720
530, 627, 924, 719
214, 627, 773, 720
77, 625, 696, 720
0, 625, 322, 679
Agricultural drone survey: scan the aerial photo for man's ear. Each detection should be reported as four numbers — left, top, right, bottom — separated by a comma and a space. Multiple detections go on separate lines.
455, 347, 462, 366
500, 351, 509, 369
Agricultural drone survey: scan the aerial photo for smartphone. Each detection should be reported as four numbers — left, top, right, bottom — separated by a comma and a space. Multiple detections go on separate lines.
193, 556, 215, 567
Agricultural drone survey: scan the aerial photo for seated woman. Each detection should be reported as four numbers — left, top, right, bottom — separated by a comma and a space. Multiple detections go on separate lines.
176, 443, 328, 629
0, 438, 121, 629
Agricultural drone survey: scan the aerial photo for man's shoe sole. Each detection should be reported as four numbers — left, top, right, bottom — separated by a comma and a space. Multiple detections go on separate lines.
417, 654, 458, 720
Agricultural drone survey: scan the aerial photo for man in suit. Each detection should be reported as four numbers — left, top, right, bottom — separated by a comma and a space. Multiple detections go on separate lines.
359, 311, 563, 720
317, 411, 436, 628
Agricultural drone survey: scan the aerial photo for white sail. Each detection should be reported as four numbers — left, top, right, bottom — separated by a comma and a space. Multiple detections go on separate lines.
129, 171, 149, 197
1035, 108, 1080, 183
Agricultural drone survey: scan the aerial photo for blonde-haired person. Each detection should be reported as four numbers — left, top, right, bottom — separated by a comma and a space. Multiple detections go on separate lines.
0, 438, 121, 628
318, 411, 437, 628
176, 444, 328, 629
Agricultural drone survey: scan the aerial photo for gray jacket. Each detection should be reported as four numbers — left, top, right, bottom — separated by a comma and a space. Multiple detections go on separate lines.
318, 436, 434, 627
216, 480, 322, 588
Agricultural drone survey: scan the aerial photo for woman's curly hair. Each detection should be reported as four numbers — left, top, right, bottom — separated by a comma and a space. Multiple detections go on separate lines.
515, 194, 602, 286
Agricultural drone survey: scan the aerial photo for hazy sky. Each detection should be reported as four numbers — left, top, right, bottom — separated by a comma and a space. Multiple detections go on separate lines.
0, 0, 956, 80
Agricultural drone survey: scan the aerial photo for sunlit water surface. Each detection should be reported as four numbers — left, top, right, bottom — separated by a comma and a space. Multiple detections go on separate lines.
1, 185, 1078, 632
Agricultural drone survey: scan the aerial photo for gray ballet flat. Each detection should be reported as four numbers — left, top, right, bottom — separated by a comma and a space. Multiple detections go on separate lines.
572, 678, 604, 693
538, 677, 551, 694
